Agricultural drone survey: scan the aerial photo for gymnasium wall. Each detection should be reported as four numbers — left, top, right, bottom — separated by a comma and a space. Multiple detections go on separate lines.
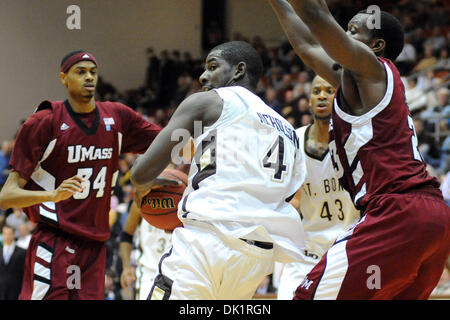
0, 0, 285, 141
226, 0, 287, 47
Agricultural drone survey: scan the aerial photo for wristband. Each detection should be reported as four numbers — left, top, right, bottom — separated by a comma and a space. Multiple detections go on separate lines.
120, 231, 133, 244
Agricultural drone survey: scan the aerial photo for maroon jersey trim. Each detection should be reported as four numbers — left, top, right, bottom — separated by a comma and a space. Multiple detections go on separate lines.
334, 61, 394, 124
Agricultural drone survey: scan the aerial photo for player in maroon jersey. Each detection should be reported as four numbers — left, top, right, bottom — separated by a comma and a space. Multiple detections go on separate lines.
270, 0, 450, 299
0, 51, 163, 299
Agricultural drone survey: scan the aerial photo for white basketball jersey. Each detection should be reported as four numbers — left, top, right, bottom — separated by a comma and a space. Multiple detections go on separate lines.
136, 220, 172, 271
179, 86, 307, 263
277, 125, 362, 299
295, 125, 361, 257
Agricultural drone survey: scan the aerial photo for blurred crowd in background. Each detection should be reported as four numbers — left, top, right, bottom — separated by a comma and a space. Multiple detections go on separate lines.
0, 0, 449, 299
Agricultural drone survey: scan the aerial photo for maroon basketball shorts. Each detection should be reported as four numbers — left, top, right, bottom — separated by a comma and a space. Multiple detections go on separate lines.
294, 190, 450, 300
19, 226, 106, 300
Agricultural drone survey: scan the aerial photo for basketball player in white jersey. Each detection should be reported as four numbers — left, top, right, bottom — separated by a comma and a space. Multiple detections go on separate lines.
277, 76, 361, 299
130, 41, 307, 300
119, 201, 172, 300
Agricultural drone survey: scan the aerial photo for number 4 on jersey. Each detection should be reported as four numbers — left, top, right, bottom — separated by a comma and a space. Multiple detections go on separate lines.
262, 135, 288, 182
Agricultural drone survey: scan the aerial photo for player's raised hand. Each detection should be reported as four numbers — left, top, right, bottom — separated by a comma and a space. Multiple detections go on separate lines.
52, 175, 84, 203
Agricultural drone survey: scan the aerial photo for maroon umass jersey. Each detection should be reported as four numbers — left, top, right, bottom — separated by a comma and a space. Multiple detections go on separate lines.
329, 57, 441, 210
10, 100, 161, 242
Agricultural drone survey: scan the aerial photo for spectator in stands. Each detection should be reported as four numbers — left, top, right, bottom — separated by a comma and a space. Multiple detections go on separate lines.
266, 66, 284, 92
300, 113, 313, 127
104, 269, 123, 300
291, 96, 311, 128
16, 223, 32, 250
435, 47, 450, 71
139, 87, 159, 113
186, 78, 202, 98
439, 101, 450, 139
429, 1, 449, 28
405, 77, 428, 115
442, 103, 450, 123
411, 27, 427, 58
439, 136, 450, 177
396, 34, 417, 75
158, 50, 176, 105
422, 87, 450, 121
144, 47, 160, 91
96, 76, 118, 101
414, 118, 442, 170
401, 14, 415, 37
256, 46, 272, 74
0, 225, 26, 300
413, 2, 432, 31
281, 105, 296, 127
173, 73, 192, 106
416, 70, 442, 111
0, 213, 5, 242
277, 73, 294, 103
284, 89, 299, 111
203, 19, 227, 53
0, 139, 13, 189
264, 86, 283, 114
172, 50, 186, 84
5, 208, 27, 238
182, 51, 196, 78
440, 166, 450, 206
424, 26, 447, 53
413, 44, 438, 72
281, 49, 304, 74
267, 47, 283, 70
153, 108, 168, 128
293, 71, 312, 100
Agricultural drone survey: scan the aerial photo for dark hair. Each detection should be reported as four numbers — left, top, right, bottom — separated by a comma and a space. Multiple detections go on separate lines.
60, 50, 86, 68
211, 41, 263, 90
359, 10, 404, 61
2, 224, 14, 231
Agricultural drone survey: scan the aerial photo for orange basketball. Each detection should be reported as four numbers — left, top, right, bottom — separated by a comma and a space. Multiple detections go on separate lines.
140, 168, 188, 232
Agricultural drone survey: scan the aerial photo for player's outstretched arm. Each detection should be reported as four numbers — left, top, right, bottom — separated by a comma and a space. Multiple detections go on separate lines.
0, 171, 83, 210
130, 91, 222, 194
269, 0, 340, 88
288, 0, 384, 79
